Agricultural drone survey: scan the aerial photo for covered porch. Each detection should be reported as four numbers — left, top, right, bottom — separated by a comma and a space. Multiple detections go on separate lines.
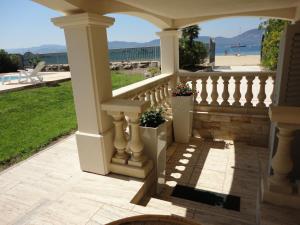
1, 134, 299, 224
5, 0, 300, 223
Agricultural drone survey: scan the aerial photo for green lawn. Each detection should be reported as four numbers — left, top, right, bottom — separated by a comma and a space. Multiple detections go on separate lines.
0, 72, 144, 170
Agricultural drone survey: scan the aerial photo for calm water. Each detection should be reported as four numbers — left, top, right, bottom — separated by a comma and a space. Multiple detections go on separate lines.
0, 74, 19, 83
37, 45, 261, 65
215, 45, 261, 56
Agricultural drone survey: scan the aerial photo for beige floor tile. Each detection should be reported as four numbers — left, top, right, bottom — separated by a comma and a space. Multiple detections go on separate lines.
0, 135, 296, 225
91, 204, 140, 224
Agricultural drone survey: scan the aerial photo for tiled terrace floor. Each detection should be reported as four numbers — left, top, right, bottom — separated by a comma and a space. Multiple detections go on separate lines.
0, 135, 299, 225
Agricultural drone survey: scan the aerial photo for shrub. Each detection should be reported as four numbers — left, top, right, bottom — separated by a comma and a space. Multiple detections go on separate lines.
147, 67, 160, 76
259, 19, 291, 70
179, 25, 208, 69
23, 52, 41, 68
140, 108, 165, 128
0, 49, 19, 73
172, 82, 194, 96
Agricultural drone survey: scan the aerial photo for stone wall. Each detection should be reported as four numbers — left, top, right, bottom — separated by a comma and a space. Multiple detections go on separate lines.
193, 111, 270, 147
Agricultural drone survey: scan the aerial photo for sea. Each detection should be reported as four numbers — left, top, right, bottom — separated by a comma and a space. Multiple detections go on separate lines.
215, 45, 261, 56
37, 45, 261, 65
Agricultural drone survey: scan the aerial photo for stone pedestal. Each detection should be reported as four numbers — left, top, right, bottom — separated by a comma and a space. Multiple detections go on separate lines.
171, 95, 193, 143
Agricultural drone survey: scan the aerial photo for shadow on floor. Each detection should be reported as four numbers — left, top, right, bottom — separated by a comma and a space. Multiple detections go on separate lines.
153, 138, 265, 225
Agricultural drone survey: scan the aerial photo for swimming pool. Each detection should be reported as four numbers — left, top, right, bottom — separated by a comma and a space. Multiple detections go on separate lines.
0, 74, 19, 83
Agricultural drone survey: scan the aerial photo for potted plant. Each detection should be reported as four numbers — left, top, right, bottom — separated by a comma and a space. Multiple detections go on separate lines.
171, 82, 194, 143
140, 108, 167, 193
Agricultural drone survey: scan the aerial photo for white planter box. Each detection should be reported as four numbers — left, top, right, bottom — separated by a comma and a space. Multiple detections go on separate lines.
140, 122, 167, 194
171, 95, 193, 143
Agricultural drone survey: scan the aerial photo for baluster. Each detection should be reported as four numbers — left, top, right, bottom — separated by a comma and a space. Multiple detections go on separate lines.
151, 88, 158, 107
233, 76, 242, 107
221, 76, 230, 106
257, 75, 268, 107
145, 90, 151, 102
245, 75, 255, 107
211, 76, 219, 105
200, 76, 208, 105
160, 84, 166, 105
156, 86, 162, 106
165, 82, 170, 97
191, 78, 197, 103
163, 83, 171, 107
132, 95, 139, 101
126, 112, 147, 167
139, 92, 146, 101
109, 112, 129, 164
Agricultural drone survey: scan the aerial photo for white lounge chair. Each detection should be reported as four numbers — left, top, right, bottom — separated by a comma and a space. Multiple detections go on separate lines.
18, 61, 46, 83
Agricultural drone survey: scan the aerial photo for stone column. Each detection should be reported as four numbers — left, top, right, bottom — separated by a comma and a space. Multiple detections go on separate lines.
52, 13, 115, 175
156, 29, 181, 88
269, 124, 294, 194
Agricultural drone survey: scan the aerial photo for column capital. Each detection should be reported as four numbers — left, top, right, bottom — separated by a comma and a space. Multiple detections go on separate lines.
52, 13, 115, 28
156, 29, 181, 38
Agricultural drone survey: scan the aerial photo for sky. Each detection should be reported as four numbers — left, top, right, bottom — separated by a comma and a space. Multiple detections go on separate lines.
0, 0, 264, 49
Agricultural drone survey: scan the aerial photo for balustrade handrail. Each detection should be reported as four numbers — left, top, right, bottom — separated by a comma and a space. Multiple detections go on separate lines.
178, 71, 276, 78
113, 73, 175, 99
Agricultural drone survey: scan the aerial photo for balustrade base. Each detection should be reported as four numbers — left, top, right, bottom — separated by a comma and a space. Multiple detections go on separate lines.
261, 172, 300, 209
110, 160, 154, 179
128, 155, 148, 167
268, 176, 293, 194
112, 154, 129, 164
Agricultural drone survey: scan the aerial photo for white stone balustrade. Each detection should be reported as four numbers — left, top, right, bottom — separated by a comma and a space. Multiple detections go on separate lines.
113, 73, 174, 110
179, 71, 276, 109
263, 106, 300, 209
268, 106, 300, 192
102, 99, 153, 179
113, 73, 173, 98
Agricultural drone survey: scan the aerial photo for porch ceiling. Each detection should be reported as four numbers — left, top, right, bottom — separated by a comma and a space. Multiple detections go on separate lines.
116, 0, 299, 19
34, 0, 300, 28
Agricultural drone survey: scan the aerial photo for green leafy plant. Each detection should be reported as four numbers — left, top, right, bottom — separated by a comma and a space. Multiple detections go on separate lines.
172, 82, 194, 96
147, 67, 160, 76
259, 19, 291, 70
0, 49, 19, 73
23, 52, 41, 68
140, 108, 165, 128
179, 25, 208, 70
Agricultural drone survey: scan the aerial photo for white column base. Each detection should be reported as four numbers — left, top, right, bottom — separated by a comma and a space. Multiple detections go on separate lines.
261, 171, 300, 209
268, 175, 293, 194
76, 130, 113, 175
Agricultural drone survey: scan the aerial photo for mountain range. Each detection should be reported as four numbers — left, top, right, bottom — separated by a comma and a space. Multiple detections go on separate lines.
6, 28, 263, 54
